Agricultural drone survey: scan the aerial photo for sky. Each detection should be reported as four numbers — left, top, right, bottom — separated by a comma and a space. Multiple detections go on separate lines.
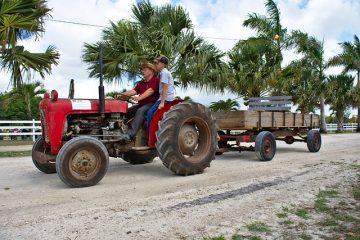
1, 0, 360, 114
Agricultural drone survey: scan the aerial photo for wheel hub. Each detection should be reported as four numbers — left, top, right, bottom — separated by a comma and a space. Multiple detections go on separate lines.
71, 150, 97, 176
264, 138, 272, 155
178, 124, 198, 156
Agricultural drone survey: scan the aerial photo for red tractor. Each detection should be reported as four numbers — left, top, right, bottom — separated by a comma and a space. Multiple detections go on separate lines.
32, 81, 217, 188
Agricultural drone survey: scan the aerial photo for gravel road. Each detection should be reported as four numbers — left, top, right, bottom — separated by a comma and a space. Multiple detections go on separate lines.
0, 133, 359, 240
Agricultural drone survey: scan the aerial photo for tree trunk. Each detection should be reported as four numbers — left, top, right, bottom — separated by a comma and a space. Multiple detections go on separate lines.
26, 95, 32, 120
320, 93, 327, 133
336, 111, 344, 133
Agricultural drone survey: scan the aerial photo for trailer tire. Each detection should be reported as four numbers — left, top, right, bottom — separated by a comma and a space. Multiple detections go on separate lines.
32, 137, 56, 174
123, 150, 157, 164
255, 131, 276, 161
156, 102, 217, 176
56, 136, 109, 187
307, 129, 321, 152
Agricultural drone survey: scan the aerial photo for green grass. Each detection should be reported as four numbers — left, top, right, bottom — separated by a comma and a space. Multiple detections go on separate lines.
232, 235, 262, 240
0, 150, 32, 158
320, 218, 338, 227
295, 208, 309, 219
354, 189, 360, 200
205, 235, 263, 240
317, 190, 339, 198
334, 213, 356, 222
345, 225, 360, 240
204, 236, 226, 240
281, 219, 294, 225
246, 222, 271, 233
276, 212, 288, 218
314, 197, 329, 212
282, 207, 290, 212
0, 140, 33, 146
299, 233, 312, 240
351, 164, 360, 172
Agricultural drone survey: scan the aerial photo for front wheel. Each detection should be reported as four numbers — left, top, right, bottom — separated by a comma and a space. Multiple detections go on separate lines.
32, 137, 56, 174
56, 136, 109, 187
307, 129, 321, 152
156, 102, 217, 176
255, 131, 276, 161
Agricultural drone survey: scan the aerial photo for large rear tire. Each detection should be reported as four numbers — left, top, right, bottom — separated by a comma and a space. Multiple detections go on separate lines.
156, 102, 217, 176
123, 150, 157, 164
32, 137, 56, 174
56, 136, 109, 187
307, 129, 321, 152
255, 131, 276, 161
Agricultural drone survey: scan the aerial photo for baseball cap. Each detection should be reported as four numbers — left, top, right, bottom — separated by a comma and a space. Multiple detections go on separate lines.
154, 55, 169, 65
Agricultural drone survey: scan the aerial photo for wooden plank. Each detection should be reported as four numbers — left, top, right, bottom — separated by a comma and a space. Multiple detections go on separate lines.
248, 107, 291, 111
248, 101, 292, 106
212, 111, 246, 130
249, 96, 292, 101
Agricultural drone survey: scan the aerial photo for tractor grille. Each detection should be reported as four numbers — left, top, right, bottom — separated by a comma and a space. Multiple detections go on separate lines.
40, 110, 49, 143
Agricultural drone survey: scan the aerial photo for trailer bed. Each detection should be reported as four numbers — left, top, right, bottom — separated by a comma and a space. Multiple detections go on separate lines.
212, 110, 320, 130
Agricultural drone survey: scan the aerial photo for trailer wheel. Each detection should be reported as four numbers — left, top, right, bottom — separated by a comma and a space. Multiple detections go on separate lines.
156, 102, 217, 176
123, 150, 157, 164
307, 129, 321, 152
56, 136, 109, 187
255, 131, 276, 161
32, 137, 56, 174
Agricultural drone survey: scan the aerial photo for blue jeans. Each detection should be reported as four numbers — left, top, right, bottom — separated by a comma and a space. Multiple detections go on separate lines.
146, 101, 160, 131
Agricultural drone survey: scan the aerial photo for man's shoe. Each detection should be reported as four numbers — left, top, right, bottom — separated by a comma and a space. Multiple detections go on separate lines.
121, 133, 132, 142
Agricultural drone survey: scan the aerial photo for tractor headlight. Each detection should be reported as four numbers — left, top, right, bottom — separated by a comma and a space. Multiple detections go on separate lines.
51, 90, 58, 101
44, 92, 50, 99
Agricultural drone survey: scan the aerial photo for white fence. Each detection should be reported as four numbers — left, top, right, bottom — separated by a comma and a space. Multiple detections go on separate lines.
326, 123, 358, 132
0, 120, 41, 142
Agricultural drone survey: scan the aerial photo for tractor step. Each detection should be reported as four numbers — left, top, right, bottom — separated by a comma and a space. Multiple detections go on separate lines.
131, 146, 156, 151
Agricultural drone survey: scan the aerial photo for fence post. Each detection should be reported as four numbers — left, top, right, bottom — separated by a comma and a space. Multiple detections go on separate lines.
32, 119, 35, 142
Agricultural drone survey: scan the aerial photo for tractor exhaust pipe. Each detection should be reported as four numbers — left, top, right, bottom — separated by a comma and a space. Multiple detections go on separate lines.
99, 45, 105, 116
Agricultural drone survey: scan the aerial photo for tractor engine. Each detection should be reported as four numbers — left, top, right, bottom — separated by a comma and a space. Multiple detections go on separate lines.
65, 113, 128, 140
39, 91, 128, 155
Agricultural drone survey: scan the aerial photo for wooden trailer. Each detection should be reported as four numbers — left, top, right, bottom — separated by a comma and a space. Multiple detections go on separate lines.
212, 96, 321, 161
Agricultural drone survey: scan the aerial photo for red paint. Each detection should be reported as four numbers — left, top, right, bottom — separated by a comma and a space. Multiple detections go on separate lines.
242, 135, 251, 142
148, 100, 183, 148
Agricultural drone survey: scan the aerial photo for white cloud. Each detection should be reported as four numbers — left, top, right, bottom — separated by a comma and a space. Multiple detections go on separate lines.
1, 0, 359, 115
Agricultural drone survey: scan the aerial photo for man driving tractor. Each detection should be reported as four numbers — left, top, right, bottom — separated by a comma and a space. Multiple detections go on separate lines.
116, 63, 160, 141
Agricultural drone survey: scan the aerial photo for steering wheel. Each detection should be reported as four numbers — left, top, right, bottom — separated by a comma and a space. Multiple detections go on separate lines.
116, 93, 138, 105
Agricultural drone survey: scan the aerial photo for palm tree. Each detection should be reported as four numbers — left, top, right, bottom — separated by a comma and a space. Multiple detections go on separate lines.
0, 0, 59, 87
1, 45, 59, 87
209, 99, 239, 112
326, 74, 354, 132
82, 1, 229, 92
243, 0, 293, 71
8, 81, 46, 119
291, 31, 328, 132
282, 61, 318, 113
227, 37, 273, 103
330, 35, 360, 132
